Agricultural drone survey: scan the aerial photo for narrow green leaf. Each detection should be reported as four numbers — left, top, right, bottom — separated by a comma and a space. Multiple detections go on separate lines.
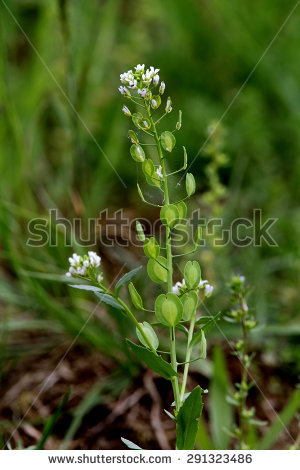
256, 389, 300, 449
164, 409, 177, 421
209, 346, 233, 449
35, 389, 71, 450
94, 292, 124, 311
115, 266, 142, 296
176, 385, 204, 450
121, 438, 142, 450
196, 418, 215, 450
69, 284, 103, 293
126, 340, 180, 380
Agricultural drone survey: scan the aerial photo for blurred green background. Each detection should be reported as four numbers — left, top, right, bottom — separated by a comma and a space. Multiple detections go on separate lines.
0, 0, 300, 450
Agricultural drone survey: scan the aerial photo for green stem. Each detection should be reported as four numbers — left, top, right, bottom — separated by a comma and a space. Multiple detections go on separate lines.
170, 326, 181, 411
180, 312, 196, 402
145, 102, 181, 411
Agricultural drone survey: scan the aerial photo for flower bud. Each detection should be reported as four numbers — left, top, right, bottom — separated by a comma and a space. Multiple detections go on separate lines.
122, 105, 131, 116
153, 74, 159, 86
165, 96, 172, 113
159, 81, 165, 94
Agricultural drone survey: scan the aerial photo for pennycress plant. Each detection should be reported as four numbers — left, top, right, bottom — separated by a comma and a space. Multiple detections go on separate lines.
65, 65, 219, 450
225, 275, 266, 449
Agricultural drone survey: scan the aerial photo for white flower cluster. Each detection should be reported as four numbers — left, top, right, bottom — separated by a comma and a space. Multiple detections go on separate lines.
66, 251, 101, 278
118, 64, 166, 98
172, 278, 214, 298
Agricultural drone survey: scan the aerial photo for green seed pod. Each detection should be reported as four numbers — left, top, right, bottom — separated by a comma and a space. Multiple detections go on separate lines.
128, 282, 143, 310
194, 226, 202, 247
146, 172, 161, 188
160, 131, 176, 153
184, 260, 201, 289
175, 201, 187, 220
136, 321, 159, 350
142, 158, 155, 177
160, 204, 179, 228
151, 95, 161, 110
132, 112, 143, 128
176, 110, 182, 130
155, 293, 183, 327
138, 118, 151, 130
181, 291, 198, 321
128, 129, 139, 144
130, 144, 145, 163
144, 237, 160, 259
186, 172, 196, 196
136, 220, 145, 242
147, 256, 168, 284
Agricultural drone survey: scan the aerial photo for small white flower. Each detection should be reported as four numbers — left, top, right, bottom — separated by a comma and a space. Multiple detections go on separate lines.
149, 66, 160, 76
118, 86, 130, 97
240, 275, 245, 283
204, 284, 214, 297
122, 105, 131, 116
242, 302, 248, 312
128, 79, 137, 89
138, 88, 147, 98
135, 64, 145, 72
153, 74, 159, 86
198, 279, 208, 288
66, 272, 71, 277
88, 251, 101, 268
155, 165, 163, 179
97, 274, 103, 284
142, 71, 152, 85
83, 259, 90, 268
159, 81, 165, 94
172, 279, 186, 294
151, 99, 157, 108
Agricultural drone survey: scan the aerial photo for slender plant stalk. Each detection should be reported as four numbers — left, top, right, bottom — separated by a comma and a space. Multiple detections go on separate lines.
146, 103, 181, 411
180, 312, 196, 402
